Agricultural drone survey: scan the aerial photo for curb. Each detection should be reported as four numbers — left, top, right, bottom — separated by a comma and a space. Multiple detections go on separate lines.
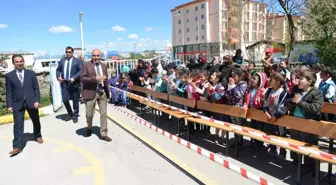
0, 105, 54, 125
110, 105, 274, 185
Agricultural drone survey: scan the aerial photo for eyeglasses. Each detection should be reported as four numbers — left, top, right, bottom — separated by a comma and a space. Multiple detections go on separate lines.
66, 51, 72, 54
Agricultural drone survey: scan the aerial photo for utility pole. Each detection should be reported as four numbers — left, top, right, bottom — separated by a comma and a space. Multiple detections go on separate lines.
79, 12, 84, 56
133, 43, 136, 62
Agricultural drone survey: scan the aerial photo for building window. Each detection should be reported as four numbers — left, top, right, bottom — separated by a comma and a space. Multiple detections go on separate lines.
244, 22, 249, 31
222, 22, 227, 31
244, 32, 249, 41
195, 16, 198, 21
187, 28, 190, 32
202, 35, 205, 40
187, 37, 190, 42
186, 9, 189, 14
196, 26, 198, 31
178, 11, 181, 15
195, 6, 198, 11
196, 36, 198, 41
201, 14, 205, 19
201, 3, 205, 9
178, 29, 181, 33
178, 20, 181, 24
245, 12, 249, 21
186, 18, 189, 23
179, 38, 181, 42
201, 24, 205, 29
253, 23, 257, 31
252, 32, 257, 40
253, 4, 257, 11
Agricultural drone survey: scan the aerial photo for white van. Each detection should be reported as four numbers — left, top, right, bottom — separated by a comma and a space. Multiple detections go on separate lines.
33, 59, 59, 73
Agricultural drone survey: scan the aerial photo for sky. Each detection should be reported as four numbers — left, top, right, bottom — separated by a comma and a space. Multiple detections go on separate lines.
0, 0, 191, 55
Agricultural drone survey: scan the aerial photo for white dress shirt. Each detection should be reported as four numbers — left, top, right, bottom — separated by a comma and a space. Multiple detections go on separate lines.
63, 57, 73, 80
94, 63, 104, 87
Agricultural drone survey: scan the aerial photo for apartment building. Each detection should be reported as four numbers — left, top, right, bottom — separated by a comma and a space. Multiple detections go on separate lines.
266, 14, 305, 43
171, 0, 267, 61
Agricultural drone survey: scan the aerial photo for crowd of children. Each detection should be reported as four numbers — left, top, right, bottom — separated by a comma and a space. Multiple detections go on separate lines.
108, 52, 335, 168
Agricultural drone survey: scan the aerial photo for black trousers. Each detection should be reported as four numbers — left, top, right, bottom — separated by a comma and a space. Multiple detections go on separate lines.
62, 83, 80, 118
13, 100, 42, 149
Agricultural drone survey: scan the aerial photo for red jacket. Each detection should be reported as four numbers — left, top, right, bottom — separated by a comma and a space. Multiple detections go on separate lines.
244, 72, 267, 109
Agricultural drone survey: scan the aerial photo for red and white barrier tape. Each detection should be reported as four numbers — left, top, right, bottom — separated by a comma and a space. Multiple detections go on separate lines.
114, 87, 336, 162
111, 105, 274, 185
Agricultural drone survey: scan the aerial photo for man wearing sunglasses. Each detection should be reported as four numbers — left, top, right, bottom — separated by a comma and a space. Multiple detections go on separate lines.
80, 49, 112, 142
56, 46, 82, 123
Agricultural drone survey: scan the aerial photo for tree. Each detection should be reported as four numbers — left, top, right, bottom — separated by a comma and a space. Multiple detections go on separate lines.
128, 52, 144, 60
143, 49, 156, 58
301, 0, 336, 68
268, 0, 308, 59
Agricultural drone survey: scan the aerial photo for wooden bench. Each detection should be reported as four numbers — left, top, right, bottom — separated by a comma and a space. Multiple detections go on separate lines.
124, 88, 336, 185
246, 108, 336, 185
185, 100, 240, 156
162, 95, 196, 135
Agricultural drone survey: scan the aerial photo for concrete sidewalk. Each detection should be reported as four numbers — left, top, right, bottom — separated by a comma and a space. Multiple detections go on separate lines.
0, 105, 197, 185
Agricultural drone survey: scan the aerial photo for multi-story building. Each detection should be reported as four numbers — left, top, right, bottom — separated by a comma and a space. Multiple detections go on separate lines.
266, 14, 305, 43
171, 0, 267, 61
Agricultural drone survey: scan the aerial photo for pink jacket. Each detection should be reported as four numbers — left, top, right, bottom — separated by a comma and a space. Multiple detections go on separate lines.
186, 80, 201, 100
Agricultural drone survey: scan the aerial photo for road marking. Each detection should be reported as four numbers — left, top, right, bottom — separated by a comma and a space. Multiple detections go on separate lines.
1, 136, 104, 185
107, 113, 218, 185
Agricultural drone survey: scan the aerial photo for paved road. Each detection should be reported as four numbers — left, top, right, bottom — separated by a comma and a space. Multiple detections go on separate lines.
0, 105, 197, 185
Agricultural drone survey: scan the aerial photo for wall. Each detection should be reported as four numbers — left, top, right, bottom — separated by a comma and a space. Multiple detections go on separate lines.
0, 72, 51, 114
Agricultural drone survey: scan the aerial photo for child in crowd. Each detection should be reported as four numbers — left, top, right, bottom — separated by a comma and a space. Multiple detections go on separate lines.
174, 72, 189, 99
223, 68, 248, 146
187, 70, 201, 101
150, 68, 162, 92
243, 72, 267, 148
263, 72, 288, 157
318, 67, 336, 122
160, 70, 168, 94
223, 68, 248, 121
165, 65, 176, 96
187, 70, 202, 132
208, 72, 226, 138
188, 70, 209, 101
287, 71, 324, 167
140, 71, 151, 89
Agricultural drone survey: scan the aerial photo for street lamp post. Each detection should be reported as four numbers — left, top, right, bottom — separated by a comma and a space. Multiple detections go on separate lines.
79, 12, 85, 56
133, 43, 136, 62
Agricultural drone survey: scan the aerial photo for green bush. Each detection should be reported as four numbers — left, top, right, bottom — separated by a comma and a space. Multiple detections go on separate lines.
0, 94, 52, 116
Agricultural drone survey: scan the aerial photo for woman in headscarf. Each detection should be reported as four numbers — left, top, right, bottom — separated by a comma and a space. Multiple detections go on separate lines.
108, 70, 120, 104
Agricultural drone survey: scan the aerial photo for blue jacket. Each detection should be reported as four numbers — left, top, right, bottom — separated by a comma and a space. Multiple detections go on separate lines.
6, 69, 40, 111
56, 57, 82, 87
318, 79, 336, 103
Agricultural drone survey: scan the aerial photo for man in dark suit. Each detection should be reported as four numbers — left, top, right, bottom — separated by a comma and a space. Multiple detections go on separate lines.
56, 46, 82, 123
5, 54, 43, 155
80, 49, 112, 142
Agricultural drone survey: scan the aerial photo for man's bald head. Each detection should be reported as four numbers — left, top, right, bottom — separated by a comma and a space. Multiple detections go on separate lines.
80, 54, 84, 62
91, 49, 102, 63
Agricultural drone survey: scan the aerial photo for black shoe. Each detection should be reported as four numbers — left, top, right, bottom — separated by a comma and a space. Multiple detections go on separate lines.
87, 128, 92, 136
64, 115, 73, 121
73, 118, 78, 123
